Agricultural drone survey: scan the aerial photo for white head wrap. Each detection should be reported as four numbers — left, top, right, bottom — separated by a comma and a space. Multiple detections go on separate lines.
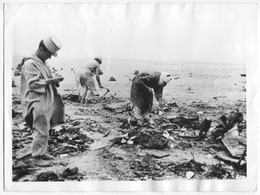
160, 71, 172, 84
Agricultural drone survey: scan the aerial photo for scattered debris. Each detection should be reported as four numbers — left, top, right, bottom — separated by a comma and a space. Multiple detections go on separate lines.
167, 115, 200, 129
12, 109, 22, 118
12, 78, 247, 181
12, 161, 35, 181
103, 129, 111, 137
62, 94, 80, 102
186, 171, 195, 179
206, 163, 232, 179
171, 159, 205, 175
36, 171, 61, 181
212, 111, 244, 140
179, 119, 212, 141
109, 77, 116, 81
112, 129, 170, 149
13, 166, 35, 181
61, 167, 79, 179
12, 79, 17, 87
222, 135, 246, 158
130, 154, 166, 179
48, 122, 94, 157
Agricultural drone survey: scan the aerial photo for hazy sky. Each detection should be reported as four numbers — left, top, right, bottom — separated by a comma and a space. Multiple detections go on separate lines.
5, 3, 256, 64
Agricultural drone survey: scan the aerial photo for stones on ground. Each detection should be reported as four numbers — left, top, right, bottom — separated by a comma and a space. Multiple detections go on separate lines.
109, 77, 116, 81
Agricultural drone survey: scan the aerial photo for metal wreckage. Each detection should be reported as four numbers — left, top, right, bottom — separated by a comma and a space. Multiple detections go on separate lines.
12, 82, 246, 181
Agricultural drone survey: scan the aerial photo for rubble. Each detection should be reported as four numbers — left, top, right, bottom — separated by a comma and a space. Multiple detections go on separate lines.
130, 154, 166, 179
61, 167, 79, 179
178, 119, 212, 141
205, 163, 232, 179
36, 171, 61, 181
222, 135, 246, 158
211, 111, 244, 140
12, 86, 247, 181
62, 94, 80, 102
171, 159, 205, 175
49, 123, 94, 157
13, 166, 36, 181
112, 128, 170, 149
167, 115, 201, 129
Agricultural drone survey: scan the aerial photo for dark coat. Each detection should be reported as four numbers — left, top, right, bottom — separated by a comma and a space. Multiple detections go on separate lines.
130, 71, 166, 114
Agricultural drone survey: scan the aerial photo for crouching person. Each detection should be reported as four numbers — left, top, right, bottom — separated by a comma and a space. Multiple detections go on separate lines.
130, 71, 172, 121
75, 56, 104, 104
20, 36, 65, 160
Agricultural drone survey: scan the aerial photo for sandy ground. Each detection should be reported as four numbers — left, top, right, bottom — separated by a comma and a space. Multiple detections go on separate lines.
11, 62, 246, 181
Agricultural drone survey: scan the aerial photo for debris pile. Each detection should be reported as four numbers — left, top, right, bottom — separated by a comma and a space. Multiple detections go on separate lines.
167, 115, 201, 129
112, 128, 170, 149
36, 171, 60, 181
205, 163, 233, 179
12, 129, 32, 150
168, 158, 205, 178
61, 167, 84, 180
130, 154, 166, 179
49, 122, 94, 157
13, 161, 36, 181
35, 167, 84, 181
11, 83, 247, 181
62, 94, 80, 103
212, 111, 244, 140
178, 118, 212, 141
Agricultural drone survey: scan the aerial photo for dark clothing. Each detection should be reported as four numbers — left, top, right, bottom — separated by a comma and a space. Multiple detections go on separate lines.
130, 71, 166, 114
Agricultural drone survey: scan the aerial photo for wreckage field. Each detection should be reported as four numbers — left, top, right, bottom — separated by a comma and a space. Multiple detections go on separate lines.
11, 61, 247, 181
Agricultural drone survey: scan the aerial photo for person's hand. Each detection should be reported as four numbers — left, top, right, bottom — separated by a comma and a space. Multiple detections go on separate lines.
53, 77, 64, 83
47, 77, 64, 85
148, 88, 153, 94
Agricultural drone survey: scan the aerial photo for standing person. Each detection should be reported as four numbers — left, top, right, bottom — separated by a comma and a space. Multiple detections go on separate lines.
75, 56, 104, 104
20, 36, 64, 160
130, 71, 172, 121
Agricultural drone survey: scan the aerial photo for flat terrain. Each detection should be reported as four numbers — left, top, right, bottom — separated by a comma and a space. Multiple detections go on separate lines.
11, 61, 247, 181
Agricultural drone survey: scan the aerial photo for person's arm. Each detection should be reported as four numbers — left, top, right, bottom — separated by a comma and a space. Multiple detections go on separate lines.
154, 87, 163, 104
24, 63, 63, 92
95, 67, 103, 88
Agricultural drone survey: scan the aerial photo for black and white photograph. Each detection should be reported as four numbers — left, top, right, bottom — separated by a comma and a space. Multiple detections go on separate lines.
1, 0, 259, 192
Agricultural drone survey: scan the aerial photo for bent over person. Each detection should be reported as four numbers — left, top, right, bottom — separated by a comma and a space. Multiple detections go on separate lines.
20, 36, 65, 160
130, 71, 172, 120
75, 56, 104, 104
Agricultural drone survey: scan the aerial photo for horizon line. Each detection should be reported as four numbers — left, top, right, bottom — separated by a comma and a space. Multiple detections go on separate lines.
12, 54, 244, 66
